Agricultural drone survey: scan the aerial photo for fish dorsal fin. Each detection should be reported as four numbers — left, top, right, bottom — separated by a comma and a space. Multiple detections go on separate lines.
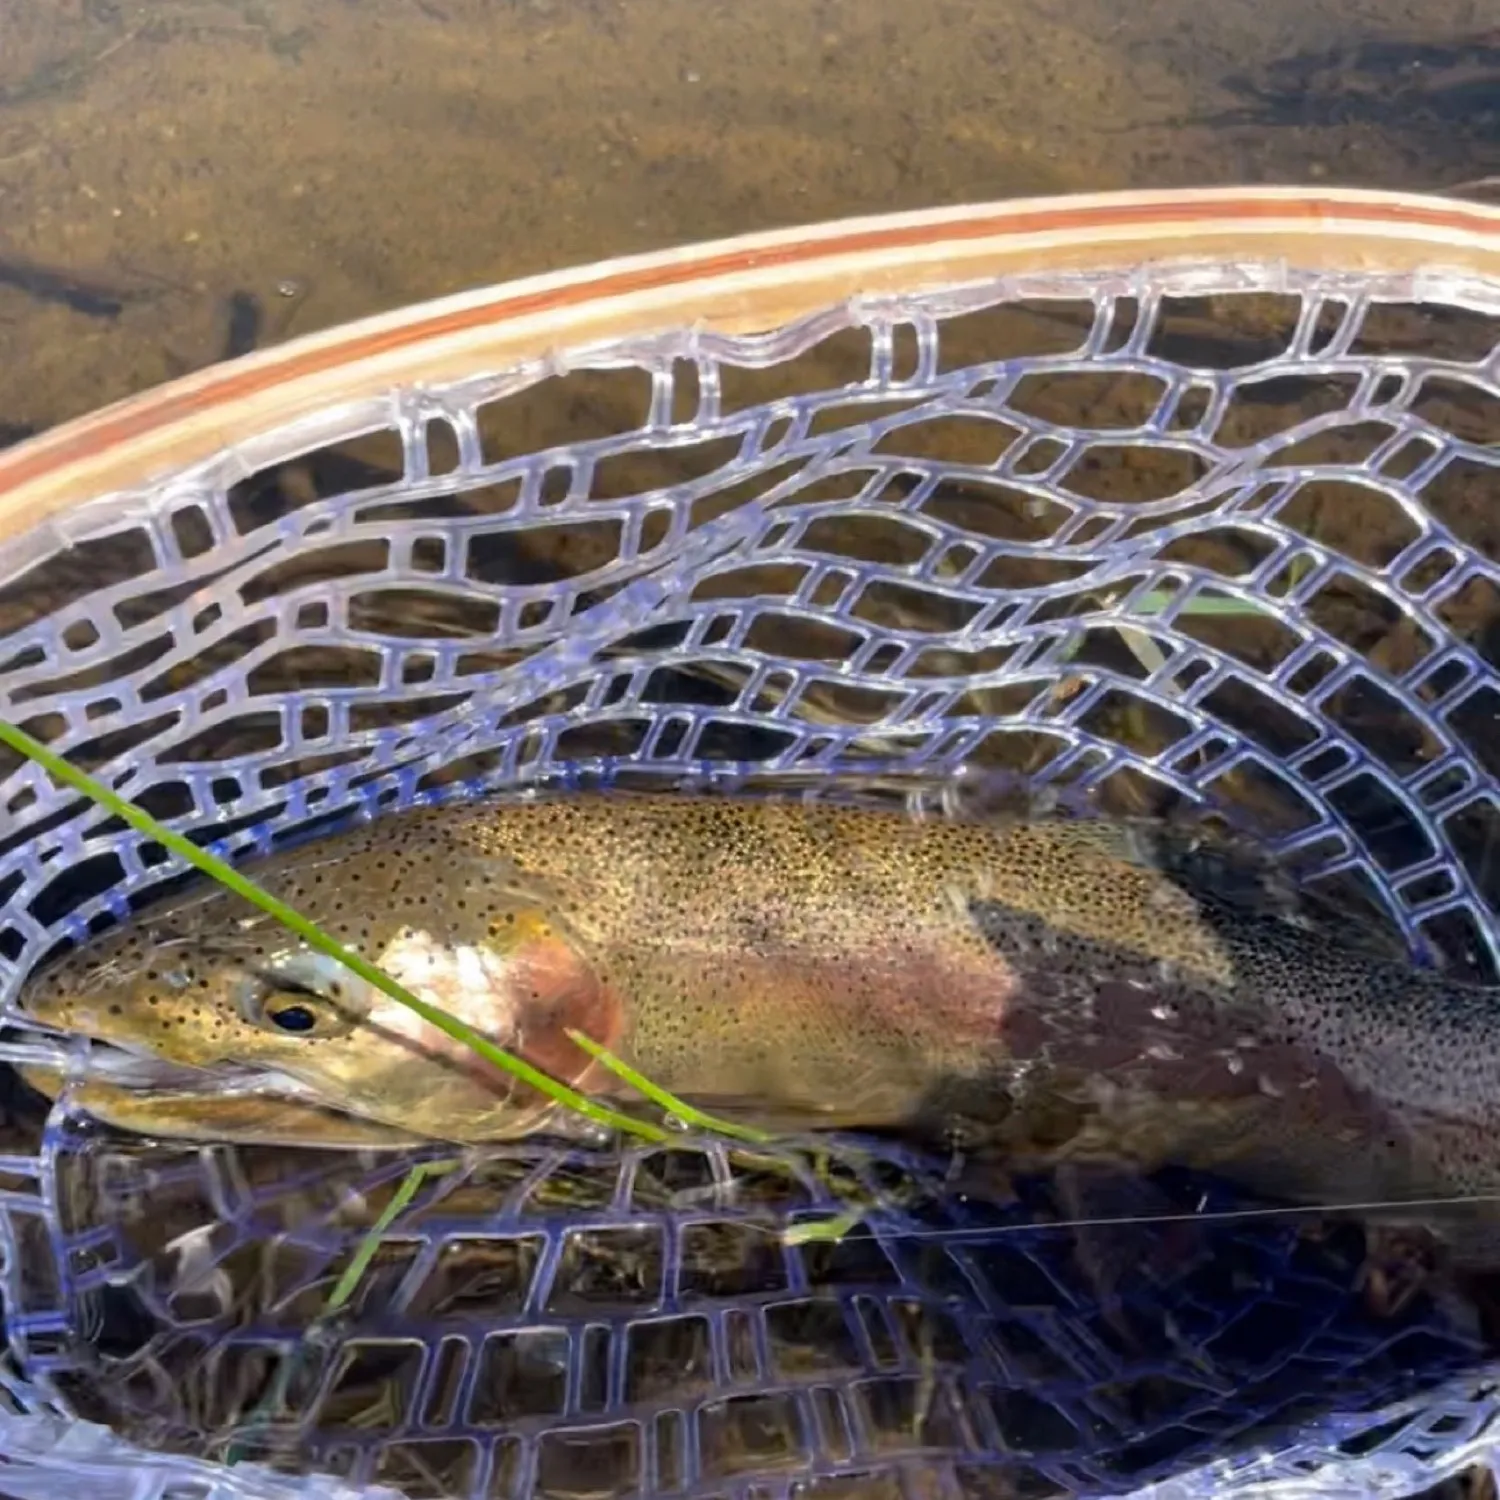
1106, 811, 1423, 965
947, 774, 1421, 964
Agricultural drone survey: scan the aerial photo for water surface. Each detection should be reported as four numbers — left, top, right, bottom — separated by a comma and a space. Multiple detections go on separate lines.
0, 0, 1497, 437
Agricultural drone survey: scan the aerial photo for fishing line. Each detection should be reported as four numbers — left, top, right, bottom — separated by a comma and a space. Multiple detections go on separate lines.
841, 1192, 1500, 1244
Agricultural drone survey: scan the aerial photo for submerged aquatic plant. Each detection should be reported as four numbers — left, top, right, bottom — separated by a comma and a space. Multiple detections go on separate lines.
1057, 574, 1308, 685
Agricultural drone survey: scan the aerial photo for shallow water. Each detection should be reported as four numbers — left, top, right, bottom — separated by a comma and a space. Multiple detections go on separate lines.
0, 0, 1498, 439
4, 6, 1500, 1496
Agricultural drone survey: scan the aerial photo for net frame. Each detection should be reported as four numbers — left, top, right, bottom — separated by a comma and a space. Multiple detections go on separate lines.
0, 187, 1499, 1497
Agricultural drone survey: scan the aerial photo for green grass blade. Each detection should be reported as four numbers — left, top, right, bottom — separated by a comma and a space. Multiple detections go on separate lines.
1130, 589, 1273, 618
0, 719, 668, 1144
224, 1159, 458, 1463
566, 1027, 773, 1143
1055, 589, 1275, 670
783, 1206, 866, 1245
326, 1160, 455, 1311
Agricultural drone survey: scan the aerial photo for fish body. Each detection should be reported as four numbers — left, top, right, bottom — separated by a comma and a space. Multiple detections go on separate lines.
19, 794, 1500, 1260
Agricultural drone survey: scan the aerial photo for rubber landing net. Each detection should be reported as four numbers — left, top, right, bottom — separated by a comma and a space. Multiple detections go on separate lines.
0, 189, 1497, 1498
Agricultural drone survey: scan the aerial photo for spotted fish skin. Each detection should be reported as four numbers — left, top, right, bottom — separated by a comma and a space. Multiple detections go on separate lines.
18, 794, 1500, 1259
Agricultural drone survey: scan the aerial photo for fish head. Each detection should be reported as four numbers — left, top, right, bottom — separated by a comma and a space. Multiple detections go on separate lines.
21, 832, 625, 1145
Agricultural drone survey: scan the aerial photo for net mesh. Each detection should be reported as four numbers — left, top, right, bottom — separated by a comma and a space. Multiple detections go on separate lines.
0, 258, 1499, 1496
12, 1119, 1499, 1500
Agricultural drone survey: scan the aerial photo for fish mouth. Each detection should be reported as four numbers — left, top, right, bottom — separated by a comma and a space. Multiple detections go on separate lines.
19, 1039, 443, 1149
68, 1038, 333, 1105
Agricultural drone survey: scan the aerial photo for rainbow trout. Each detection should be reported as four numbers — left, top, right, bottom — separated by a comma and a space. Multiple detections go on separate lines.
18, 794, 1500, 1261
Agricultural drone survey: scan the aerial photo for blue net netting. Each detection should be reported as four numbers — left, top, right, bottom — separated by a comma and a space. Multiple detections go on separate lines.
13, 1119, 1500, 1500
0, 251, 1499, 1496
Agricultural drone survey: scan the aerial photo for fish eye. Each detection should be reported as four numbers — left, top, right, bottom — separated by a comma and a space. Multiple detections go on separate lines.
266, 1003, 318, 1034
234, 952, 362, 1039
239, 980, 347, 1039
